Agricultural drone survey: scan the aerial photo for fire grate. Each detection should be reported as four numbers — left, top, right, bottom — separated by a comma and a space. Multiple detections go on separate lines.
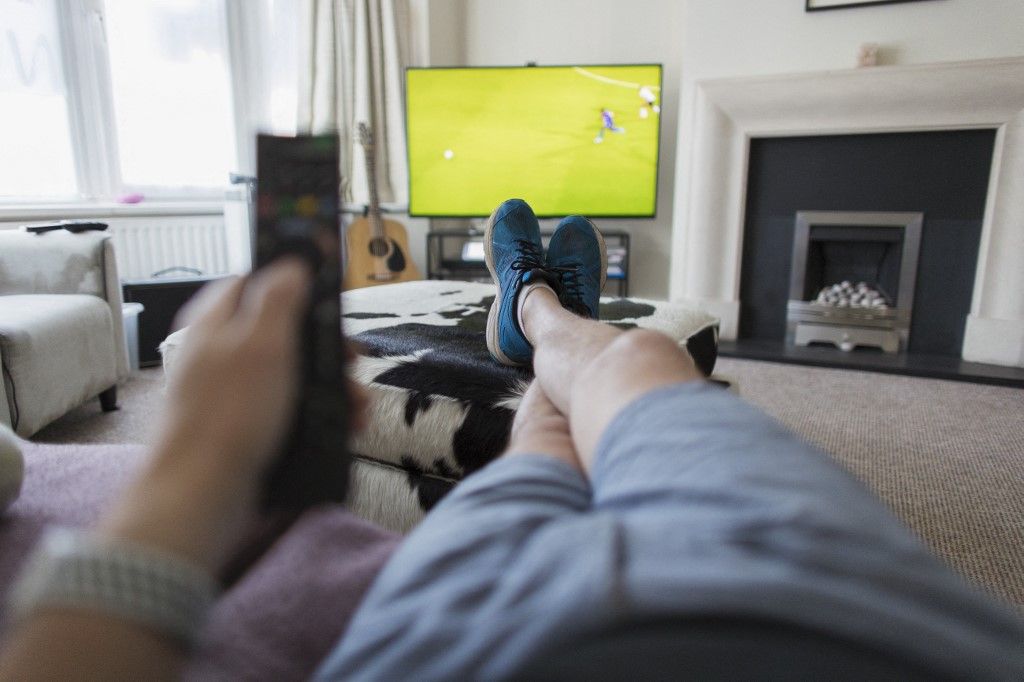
786, 211, 922, 354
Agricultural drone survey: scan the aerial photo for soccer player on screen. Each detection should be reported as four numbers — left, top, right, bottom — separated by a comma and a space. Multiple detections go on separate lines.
638, 85, 660, 119
594, 108, 625, 144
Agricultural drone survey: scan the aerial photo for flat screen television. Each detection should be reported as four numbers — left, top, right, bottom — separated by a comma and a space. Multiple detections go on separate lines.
406, 64, 662, 218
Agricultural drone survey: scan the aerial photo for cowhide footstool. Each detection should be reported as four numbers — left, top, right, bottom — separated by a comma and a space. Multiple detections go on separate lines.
161, 280, 720, 533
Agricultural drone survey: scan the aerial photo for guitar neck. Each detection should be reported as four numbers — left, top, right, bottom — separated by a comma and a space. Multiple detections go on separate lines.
364, 146, 384, 238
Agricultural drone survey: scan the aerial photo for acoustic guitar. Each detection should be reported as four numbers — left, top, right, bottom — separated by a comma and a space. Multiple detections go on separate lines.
343, 123, 421, 289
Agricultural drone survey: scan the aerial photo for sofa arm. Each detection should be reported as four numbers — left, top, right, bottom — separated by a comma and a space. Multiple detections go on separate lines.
0, 345, 12, 431
0, 230, 129, 380
102, 238, 130, 380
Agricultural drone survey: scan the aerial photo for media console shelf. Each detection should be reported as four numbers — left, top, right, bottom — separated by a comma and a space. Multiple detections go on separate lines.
427, 229, 630, 297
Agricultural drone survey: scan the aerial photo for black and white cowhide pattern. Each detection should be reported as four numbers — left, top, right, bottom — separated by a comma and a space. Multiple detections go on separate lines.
163, 280, 719, 534
342, 280, 719, 529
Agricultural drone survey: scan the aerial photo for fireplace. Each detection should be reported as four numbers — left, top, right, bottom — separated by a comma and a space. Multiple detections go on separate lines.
786, 211, 921, 354
669, 58, 1024, 370
737, 130, 990, 358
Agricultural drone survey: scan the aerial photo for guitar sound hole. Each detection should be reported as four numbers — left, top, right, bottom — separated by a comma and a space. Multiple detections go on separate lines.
368, 237, 389, 257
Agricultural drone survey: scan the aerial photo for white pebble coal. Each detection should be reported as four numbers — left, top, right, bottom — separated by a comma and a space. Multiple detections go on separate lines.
814, 281, 890, 309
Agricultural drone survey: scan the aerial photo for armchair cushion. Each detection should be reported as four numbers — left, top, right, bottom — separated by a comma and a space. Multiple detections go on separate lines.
0, 295, 119, 437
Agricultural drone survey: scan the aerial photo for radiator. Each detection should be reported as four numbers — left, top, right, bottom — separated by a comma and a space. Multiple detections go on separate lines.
106, 215, 230, 280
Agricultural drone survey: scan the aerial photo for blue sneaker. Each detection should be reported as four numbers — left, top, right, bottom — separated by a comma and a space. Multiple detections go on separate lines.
546, 215, 607, 319
484, 199, 560, 366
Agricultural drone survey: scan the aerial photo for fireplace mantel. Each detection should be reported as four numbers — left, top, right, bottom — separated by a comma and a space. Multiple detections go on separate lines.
669, 57, 1024, 368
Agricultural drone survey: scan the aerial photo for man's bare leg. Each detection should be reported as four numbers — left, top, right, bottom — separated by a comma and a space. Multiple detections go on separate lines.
481, 198, 702, 471
519, 285, 703, 471
505, 380, 582, 473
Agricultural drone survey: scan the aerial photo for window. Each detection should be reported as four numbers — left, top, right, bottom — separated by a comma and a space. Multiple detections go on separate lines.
104, 0, 235, 190
0, 0, 78, 198
265, 0, 298, 137
0, 0, 250, 202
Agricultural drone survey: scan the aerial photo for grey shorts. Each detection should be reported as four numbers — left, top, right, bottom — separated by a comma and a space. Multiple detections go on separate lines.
316, 382, 1024, 680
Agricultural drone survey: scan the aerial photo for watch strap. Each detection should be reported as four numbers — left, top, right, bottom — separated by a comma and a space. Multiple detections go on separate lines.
8, 527, 219, 647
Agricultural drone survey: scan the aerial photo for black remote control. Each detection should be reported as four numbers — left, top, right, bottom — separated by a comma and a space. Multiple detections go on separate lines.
25, 220, 108, 234
255, 134, 350, 510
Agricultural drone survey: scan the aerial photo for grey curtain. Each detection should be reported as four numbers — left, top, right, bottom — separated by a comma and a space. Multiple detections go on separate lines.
298, 0, 410, 205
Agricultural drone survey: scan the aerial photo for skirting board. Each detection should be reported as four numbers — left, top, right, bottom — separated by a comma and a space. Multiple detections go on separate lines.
963, 315, 1024, 368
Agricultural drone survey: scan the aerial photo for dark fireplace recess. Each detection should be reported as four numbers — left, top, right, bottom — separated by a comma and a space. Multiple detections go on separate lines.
738, 129, 995, 358
787, 211, 921, 354
798, 225, 906, 303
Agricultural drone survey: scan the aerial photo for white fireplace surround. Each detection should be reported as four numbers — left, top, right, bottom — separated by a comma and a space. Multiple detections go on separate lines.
669, 57, 1024, 368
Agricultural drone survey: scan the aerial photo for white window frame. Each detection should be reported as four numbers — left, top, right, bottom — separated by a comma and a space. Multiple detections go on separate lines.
1, 0, 265, 209
57, 0, 120, 200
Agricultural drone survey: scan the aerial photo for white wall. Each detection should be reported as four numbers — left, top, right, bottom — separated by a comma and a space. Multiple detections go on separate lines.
670, 0, 1024, 298
424, 0, 685, 299
680, 0, 1024, 81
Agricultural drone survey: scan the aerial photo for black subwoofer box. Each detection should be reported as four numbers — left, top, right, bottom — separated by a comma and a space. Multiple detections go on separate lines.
122, 276, 224, 366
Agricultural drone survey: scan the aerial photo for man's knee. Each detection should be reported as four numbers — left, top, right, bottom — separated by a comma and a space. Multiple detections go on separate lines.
612, 328, 688, 358
571, 329, 699, 415
594, 329, 694, 378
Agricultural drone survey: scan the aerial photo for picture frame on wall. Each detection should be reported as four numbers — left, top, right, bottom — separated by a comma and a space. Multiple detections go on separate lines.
806, 0, 937, 11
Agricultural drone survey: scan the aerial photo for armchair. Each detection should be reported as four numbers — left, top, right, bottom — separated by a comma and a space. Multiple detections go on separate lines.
0, 230, 129, 437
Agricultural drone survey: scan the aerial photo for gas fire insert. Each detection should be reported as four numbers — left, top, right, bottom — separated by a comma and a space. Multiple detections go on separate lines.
786, 211, 922, 353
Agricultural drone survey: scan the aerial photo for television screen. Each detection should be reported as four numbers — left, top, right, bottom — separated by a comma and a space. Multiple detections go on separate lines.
406, 64, 662, 218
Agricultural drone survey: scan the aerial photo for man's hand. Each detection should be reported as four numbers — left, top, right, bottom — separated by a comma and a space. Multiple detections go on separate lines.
161, 259, 311, 477
0, 260, 331, 682
99, 259, 364, 574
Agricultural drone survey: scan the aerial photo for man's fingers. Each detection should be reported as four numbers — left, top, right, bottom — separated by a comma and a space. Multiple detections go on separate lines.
237, 258, 313, 338
176, 276, 245, 331
347, 378, 370, 433
346, 340, 366, 360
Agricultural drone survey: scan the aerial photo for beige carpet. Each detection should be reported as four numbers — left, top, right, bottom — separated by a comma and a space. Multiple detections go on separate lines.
33, 368, 167, 446
32, 361, 1024, 608
716, 358, 1024, 609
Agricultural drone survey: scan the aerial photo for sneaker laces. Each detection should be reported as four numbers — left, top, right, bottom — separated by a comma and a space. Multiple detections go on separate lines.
509, 240, 579, 311
510, 239, 545, 273
549, 265, 590, 316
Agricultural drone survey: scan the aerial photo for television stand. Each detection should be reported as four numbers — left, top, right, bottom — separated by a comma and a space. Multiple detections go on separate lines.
426, 229, 630, 297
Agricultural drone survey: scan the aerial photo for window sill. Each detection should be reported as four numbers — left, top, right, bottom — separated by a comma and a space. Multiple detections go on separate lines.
0, 197, 239, 222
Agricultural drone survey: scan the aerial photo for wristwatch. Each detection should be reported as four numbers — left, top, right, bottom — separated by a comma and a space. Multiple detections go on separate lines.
7, 527, 219, 647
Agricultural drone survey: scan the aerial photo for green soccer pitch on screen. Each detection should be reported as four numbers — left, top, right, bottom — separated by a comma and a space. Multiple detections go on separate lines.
405, 64, 662, 218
